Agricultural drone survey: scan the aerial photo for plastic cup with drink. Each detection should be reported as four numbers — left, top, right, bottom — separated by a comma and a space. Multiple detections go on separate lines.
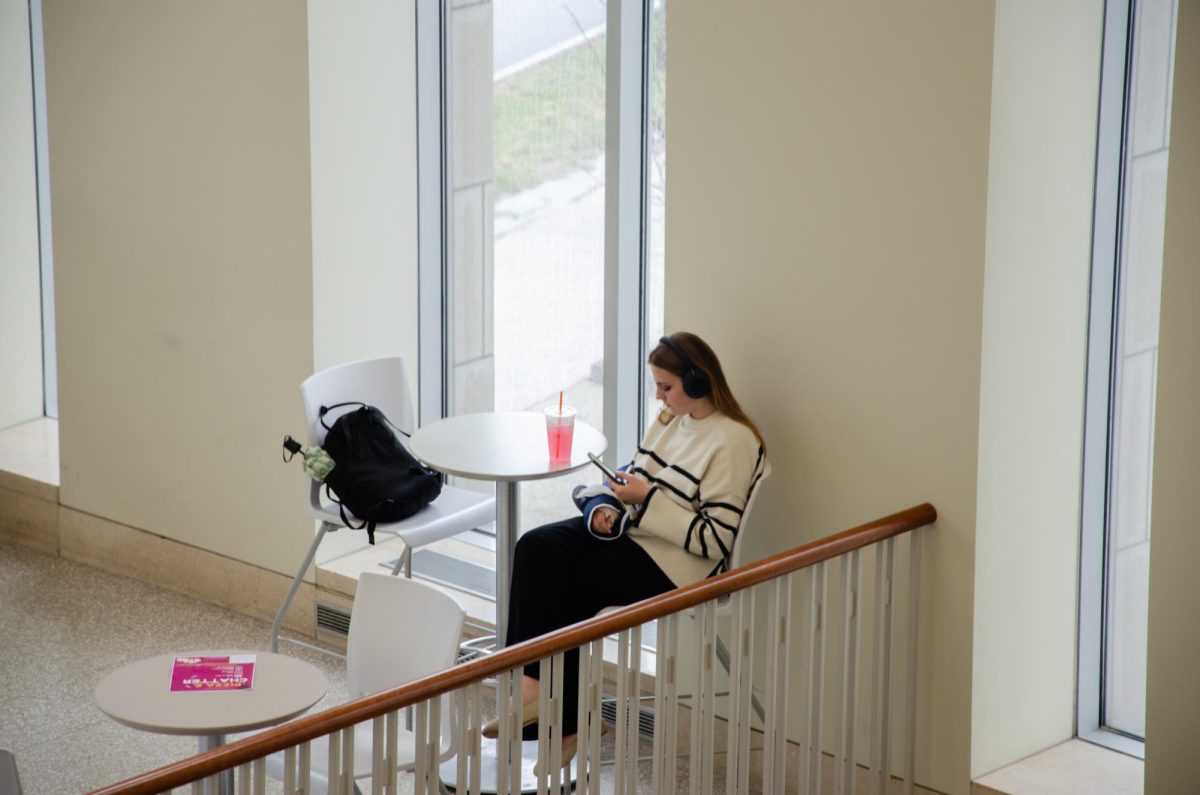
544, 405, 576, 463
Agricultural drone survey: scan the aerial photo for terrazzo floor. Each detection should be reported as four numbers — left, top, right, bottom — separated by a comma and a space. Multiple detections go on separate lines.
0, 541, 663, 794
0, 541, 349, 794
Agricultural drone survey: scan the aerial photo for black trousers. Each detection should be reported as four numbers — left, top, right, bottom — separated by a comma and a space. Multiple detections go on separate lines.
504, 516, 676, 734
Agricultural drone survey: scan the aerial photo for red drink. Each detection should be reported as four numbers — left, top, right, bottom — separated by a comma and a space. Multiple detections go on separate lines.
544, 406, 577, 462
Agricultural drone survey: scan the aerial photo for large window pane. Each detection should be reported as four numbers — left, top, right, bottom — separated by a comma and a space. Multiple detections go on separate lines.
1102, 0, 1178, 740
446, 0, 607, 530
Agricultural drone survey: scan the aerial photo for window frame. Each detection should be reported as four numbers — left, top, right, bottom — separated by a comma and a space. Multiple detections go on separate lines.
414, 0, 659, 459
1077, 0, 1148, 758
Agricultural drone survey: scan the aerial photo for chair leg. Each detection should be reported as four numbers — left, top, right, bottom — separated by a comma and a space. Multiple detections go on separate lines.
714, 633, 766, 724
272, 523, 333, 653
389, 546, 413, 578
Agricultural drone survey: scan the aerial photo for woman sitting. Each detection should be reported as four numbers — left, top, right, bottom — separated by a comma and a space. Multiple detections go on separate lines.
482, 331, 767, 767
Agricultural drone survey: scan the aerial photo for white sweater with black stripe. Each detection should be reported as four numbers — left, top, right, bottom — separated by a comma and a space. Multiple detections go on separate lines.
622, 410, 765, 587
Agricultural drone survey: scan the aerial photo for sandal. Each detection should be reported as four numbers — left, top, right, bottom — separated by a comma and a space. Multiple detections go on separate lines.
480, 699, 540, 739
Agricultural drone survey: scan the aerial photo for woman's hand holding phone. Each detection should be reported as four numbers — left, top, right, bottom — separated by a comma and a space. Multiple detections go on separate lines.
609, 475, 651, 505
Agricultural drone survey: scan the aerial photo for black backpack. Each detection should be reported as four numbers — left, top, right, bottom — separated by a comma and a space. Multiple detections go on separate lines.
318, 402, 442, 544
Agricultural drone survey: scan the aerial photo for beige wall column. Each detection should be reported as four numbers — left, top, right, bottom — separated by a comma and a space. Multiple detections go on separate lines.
668, 4, 994, 792
1145, 1, 1200, 790
43, 0, 314, 576
308, 0, 420, 379
0, 0, 45, 429
971, 0, 1103, 778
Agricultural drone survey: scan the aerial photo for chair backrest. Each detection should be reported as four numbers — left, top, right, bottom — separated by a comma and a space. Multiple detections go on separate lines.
300, 356, 417, 448
346, 573, 465, 698
726, 458, 771, 571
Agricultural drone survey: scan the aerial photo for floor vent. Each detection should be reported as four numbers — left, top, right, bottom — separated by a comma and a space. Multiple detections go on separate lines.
601, 699, 656, 740
382, 549, 497, 600
316, 600, 352, 637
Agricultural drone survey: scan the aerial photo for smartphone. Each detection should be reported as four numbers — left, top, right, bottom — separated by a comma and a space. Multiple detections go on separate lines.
587, 452, 626, 483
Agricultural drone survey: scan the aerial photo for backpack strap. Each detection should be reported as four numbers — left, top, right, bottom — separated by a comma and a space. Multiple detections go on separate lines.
376, 411, 413, 439
318, 402, 368, 431
326, 483, 395, 546
326, 483, 368, 531
318, 402, 413, 438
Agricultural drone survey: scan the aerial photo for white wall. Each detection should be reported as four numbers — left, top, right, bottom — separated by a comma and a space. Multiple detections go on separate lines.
43, 0, 315, 575
667, 4, 995, 791
308, 0, 420, 381
0, 0, 45, 430
971, 0, 1103, 777
1145, 2, 1200, 789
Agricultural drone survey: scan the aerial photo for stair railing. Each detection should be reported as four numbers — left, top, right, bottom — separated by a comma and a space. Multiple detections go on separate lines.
89, 502, 935, 795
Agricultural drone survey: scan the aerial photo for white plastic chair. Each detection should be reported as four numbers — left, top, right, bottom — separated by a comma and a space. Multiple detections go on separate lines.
709, 459, 771, 721
599, 460, 771, 718
272, 356, 495, 653
261, 574, 465, 794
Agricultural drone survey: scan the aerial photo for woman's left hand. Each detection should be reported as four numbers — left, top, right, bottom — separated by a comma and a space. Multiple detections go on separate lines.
609, 474, 651, 505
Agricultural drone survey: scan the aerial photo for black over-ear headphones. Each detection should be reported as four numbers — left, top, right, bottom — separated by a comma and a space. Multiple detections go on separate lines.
659, 335, 712, 399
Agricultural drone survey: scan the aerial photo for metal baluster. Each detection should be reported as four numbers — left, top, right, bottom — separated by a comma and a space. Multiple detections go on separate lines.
344, 724, 357, 794
794, 568, 811, 795
838, 550, 862, 795
903, 530, 922, 795
764, 575, 792, 794
300, 739, 312, 795
763, 586, 778, 795
688, 604, 704, 795
725, 591, 743, 795
509, 666, 523, 795
327, 729, 342, 795
700, 602, 717, 795
577, 642, 592, 793
371, 716, 385, 795
796, 570, 811, 794
382, 714, 395, 795
871, 538, 895, 795
456, 688, 469, 793
283, 746, 296, 793
537, 657, 551, 795
469, 682, 483, 795
237, 761, 251, 793
415, 701, 429, 795
551, 652, 565, 794
652, 620, 665, 793
587, 639, 604, 795
494, 671, 511, 795
807, 562, 828, 795
740, 590, 756, 795
430, 696, 443, 795
664, 614, 681, 794
626, 625, 642, 795
614, 630, 630, 795
252, 758, 265, 794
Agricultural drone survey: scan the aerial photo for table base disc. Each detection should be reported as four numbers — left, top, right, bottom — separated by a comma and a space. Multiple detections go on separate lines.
439, 737, 579, 794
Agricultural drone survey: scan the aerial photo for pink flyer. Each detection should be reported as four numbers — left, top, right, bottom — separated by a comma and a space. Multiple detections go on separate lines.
169, 654, 256, 692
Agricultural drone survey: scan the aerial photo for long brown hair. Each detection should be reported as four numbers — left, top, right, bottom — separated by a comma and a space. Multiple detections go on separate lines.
649, 332, 766, 452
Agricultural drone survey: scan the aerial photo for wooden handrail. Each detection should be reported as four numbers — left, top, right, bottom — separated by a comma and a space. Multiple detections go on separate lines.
89, 502, 935, 795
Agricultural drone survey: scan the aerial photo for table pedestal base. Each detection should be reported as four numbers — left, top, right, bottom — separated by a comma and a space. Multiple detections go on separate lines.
439, 738, 578, 794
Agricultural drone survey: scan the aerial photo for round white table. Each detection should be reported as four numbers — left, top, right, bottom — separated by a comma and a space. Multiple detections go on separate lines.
408, 410, 607, 648
408, 411, 606, 794
94, 650, 327, 794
